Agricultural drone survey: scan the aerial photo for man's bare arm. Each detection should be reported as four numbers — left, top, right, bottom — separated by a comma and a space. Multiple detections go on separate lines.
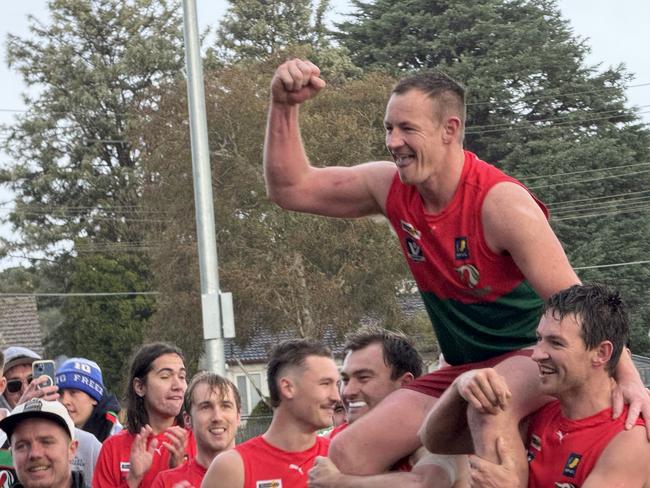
308, 454, 460, 488
264, 58, 395, 218
201, 450, 244, 488
481, 182, 580, 299
582, 426, 650, 487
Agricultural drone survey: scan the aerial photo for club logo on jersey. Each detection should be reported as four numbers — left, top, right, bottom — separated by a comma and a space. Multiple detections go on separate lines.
562, 453, 581, 477
400, 220, 421, 239
257, 480, 282, 488
455, 264, 480, 288
530, 434, 542, 451
454, 237, 469, 259
0, 469, 16, 488
554, 483, 576, 488
527, 449, 536, 463
405, 237, 425, 262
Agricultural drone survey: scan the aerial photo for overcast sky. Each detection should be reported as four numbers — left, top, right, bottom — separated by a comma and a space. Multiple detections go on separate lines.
1, 0, 649, 267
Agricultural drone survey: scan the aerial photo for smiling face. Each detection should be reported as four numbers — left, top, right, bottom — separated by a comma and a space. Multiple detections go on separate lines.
384, 89, 458, 187
532, 312, 596, 398
283, 355, 340, 431
188, 382, 241, 459
340, 343, 406, 424
135, 353, 187, 421
11, 418, 77, 488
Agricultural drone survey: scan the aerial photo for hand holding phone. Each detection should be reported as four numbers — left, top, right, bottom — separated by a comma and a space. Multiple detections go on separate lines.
32, 360, 56, 388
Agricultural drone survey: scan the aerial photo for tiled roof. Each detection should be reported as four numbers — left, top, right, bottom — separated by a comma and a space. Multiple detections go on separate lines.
0, 297, 44, 356
225, 328, 345, 365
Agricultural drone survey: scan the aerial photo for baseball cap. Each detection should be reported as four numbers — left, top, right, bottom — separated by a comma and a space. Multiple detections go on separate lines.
0, 398, 75, 441
55, 358, 105, 402
3, 346, 41, 374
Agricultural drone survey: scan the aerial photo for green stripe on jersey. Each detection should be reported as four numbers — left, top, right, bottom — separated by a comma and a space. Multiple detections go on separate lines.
421, 281, 543, 365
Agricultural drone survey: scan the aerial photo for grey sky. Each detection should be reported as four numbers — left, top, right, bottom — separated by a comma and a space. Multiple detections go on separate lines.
1, 0, 648, 267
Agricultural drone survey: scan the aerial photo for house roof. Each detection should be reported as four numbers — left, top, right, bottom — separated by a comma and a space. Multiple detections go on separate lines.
0, 296, 44, 356
225, 328, 345, 365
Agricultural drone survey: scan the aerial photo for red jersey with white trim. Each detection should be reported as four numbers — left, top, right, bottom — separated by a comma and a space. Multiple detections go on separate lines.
235, 435, 329, 488
527, 401, 643, 487
93, 428, 197, 488
385, 150, 547, 365
150, 458, 206, 488
326, 422, 348, 440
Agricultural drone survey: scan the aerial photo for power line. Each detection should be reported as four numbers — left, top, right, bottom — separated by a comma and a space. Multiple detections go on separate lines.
466, 82, 650, 107
552, 204, 650, 221
573, 260, 650, 271
528, 169, 650, 189
0, 291, 158, 297
550, 196, 650, 215
518, 162, 650, 181
547, 189, 650, 207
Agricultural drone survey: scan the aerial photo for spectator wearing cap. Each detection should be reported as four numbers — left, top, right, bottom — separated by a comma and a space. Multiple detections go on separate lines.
1, 347, 58, 411
0, 349, 101, 486
0, 398, 85, 488
56, 358, 122, 442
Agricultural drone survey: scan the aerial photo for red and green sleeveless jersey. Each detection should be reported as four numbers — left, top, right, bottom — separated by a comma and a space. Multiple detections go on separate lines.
385, 151, 546, 365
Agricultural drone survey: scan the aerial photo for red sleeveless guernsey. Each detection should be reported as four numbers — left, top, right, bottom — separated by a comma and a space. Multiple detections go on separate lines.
235, 435, 329, 488
385, 150, 547, 365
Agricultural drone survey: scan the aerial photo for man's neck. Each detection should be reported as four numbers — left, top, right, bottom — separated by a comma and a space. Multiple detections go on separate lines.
263, 408, 319, 452
417, 146, 465, 215
147, 411, 176, 435
195, 444, 232, 469
559, 376, 614, 420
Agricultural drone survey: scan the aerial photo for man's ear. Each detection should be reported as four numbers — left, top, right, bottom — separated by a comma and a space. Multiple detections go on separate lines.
68, 439, 79, 463
397, 372, 415, 388
279, 376, 296, 401
441, 116, 462, 144
183, 411, 191, 429
133, 377, 146, 398
592, 341, 614, 368
0, 376, 6, 395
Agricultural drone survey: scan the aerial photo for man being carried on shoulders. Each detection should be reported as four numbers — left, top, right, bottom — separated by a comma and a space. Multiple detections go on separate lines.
263, 58, 649, 475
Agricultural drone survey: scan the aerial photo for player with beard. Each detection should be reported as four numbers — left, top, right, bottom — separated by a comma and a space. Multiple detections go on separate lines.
151, 372, 241, 487
93, 343, 196, 488
201, 339, 339, 488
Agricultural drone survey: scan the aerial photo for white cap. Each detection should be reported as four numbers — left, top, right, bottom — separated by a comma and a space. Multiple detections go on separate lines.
0, 399, 75, 441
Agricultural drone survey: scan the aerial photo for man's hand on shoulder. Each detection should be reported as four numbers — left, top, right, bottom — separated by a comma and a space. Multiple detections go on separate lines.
455, 368, 511, 415
271, 58, 326, 106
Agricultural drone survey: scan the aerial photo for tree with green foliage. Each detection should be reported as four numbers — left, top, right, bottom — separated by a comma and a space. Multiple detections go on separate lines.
216, 0, 332, 61
138, 57, 431, 370
336, 0, 650, 352
1, 0, 186, 373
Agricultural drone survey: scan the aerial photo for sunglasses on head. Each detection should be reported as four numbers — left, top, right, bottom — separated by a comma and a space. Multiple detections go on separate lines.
6, 375, 33, 394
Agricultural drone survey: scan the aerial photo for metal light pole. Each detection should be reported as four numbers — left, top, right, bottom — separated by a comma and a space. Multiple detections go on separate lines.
181, 0, 235, 375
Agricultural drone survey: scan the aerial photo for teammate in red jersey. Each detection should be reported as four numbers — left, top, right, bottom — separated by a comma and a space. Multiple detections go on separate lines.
93, 343, 196, 488
202, 339, 339, 488
151, 372, 241, 488
263, 58, 650, 476
423, 283, 650, 487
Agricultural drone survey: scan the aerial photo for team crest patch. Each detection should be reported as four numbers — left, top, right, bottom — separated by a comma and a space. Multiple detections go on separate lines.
554, 483, 576, 488
400, 220, 421, 239
454, 237, 469, 259
256, 480, 282, 488
119, 462, 131, 472
405, 237, 425, 262
562, 453, 581, 477
527, 450, 535, 463
530, 434, 541, 451
455, 264, 480, 288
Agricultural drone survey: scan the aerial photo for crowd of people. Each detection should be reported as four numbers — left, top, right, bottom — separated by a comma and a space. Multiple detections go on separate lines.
0, 60, 649, 488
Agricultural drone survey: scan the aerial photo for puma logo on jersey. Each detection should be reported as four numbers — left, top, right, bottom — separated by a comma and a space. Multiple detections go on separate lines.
289, 464, 304, 475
